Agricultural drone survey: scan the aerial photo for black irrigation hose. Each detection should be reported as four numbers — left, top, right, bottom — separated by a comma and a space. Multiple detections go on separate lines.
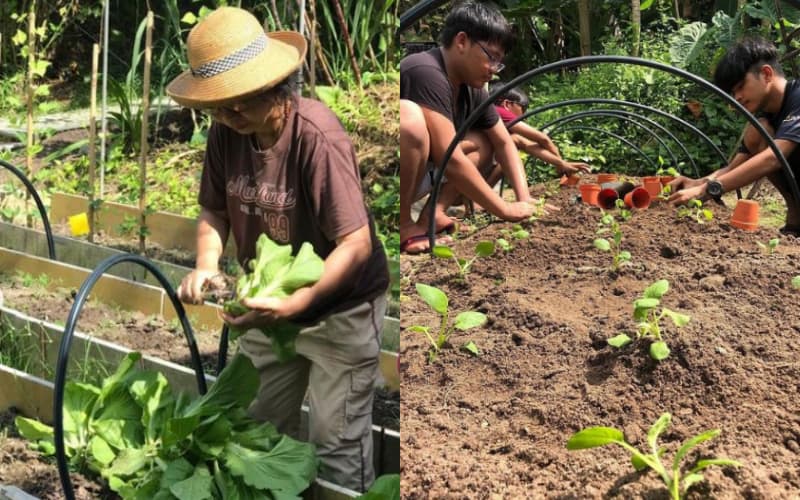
54, 253, 207, 500
426, 56, 798, 252
541, 110, 684, 173
0, 159, 56, 260
218, 324, 230, 373
517, 98, 729, 167
399, 0, 450, 34
550, 125, 659, 171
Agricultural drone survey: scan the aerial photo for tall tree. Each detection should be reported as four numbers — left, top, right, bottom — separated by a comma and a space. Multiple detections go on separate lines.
631, 0, 641, 57
578, 0, 591, 56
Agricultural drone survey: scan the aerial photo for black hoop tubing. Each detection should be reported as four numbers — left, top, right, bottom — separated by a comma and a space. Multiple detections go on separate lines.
0, 159, 56, 259
517, 98, 728, 166
399, 0, 450, 34
541, 110, 684, 174
427, 56, 798, 252
54, 253, 207, 500
550, 126, 659, 171
218, 324, 230, 373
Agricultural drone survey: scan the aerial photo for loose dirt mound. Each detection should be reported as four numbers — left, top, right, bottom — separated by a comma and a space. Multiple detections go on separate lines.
400, 181, 800, 498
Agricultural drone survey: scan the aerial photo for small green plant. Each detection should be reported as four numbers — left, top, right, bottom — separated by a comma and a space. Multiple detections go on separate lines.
659, 184, 672, 201
527, 197, 548, 222
614, 198, 631, 221
408, 283, 487, 362
594, 211, 631, 271
432, 241, 494, 277
567, 413, 741, 500
495, 238, 513, 252
656, 167, 680, 177
676, 199, 713, 224
461, 341, 480, 357
793, 276, 800, 289
756, 238, 779, 255
501, 224, 530, 241
607, 279, 690, 361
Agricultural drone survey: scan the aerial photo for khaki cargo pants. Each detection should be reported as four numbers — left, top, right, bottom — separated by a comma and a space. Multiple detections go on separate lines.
237, 295, 387, 493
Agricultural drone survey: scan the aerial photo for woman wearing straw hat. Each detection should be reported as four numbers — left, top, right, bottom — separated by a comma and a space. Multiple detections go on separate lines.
170, 7, 389, 492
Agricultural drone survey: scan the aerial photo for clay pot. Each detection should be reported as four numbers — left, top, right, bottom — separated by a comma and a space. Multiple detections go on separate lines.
623, 187, 651, 209
596, 173, 618, 184
642, 176, 662, 198
730, 199, 759, 231
597, 181, 635, 209
579, 183, 601, 206
659, 175, 675, 186
560, 174, 580, 187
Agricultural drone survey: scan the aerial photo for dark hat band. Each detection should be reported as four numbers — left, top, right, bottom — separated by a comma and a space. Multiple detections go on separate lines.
190, 33, 268, 78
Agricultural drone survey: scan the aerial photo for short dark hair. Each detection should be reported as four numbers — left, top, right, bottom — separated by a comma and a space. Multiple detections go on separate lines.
713, 37, 784, 94
489, 81, 529, 109
439, 1, 514, 53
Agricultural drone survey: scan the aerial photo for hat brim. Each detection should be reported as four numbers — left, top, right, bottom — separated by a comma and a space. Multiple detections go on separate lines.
167, 31, 307, 109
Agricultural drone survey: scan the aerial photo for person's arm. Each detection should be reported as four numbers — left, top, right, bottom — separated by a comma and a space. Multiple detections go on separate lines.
509, 121, 560, 157
223, 225, 372, 325
669, 139, 796, 204
484, 119, 532, 202
421, 106, 533, 220
177, 207, 230, 304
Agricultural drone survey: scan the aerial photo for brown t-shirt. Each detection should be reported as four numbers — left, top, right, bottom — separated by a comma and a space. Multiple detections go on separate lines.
400, 47, 499, 130
199, 96, 389, 323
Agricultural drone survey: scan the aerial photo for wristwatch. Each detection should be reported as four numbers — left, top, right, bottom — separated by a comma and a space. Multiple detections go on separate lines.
706, 178, 724, 201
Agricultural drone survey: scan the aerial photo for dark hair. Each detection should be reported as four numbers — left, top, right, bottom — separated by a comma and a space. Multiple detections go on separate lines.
489, 81, 529, 109
713, 37, 784, 94
439, 1, 514, 53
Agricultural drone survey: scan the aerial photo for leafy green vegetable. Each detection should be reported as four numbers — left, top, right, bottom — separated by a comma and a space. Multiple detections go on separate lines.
224, 234, 325, 361
357, 474, 400, 499
15, 352, 318, 499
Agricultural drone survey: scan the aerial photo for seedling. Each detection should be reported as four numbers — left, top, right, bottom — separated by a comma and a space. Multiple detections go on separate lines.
567, 413, 741, 500
432, 241, 495, 277
659, 184, 672, 201
495, 238, 513, 252
656, 166, 680, 177
756, 238, 779, 255
792, 276, 800, 289
614, 198, 631, 222
676, 199, 713, 224
462, 341, 480, 357
500, 224, 530, 241
408, 283, 487, 362
607, 279, 690, 361
528, 197, 548, 222
594, 211, 631, 271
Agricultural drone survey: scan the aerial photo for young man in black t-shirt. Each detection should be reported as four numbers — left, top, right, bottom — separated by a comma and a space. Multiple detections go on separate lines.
669, 37, 800, 235
399, 1, 538, 254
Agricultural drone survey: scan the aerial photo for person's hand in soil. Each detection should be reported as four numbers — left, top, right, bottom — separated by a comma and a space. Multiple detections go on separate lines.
556, 160, 592, 175
222, 287, 313, 327
667, 175, 704, 193
668, 182, 708, 206
177, 269, 222, 305
501, 201, 536, 221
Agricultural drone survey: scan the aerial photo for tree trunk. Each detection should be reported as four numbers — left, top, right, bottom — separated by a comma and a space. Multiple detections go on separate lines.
578, 0, 591, 56
631, 0, 641, 57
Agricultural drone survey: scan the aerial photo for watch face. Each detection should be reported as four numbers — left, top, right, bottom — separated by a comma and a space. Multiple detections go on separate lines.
707, 180, 723, 198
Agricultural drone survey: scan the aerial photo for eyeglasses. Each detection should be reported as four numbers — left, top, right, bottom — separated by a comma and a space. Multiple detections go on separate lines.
506, 99, 527, 114
475, 41, 505, 73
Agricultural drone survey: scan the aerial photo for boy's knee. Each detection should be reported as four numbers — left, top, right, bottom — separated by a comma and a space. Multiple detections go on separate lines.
400, 99, 428, 148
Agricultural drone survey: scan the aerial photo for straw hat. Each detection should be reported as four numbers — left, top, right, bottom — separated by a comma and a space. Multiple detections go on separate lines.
167, 7, 307, 108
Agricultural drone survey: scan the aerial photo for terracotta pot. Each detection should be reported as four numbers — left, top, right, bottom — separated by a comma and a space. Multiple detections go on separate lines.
660, 175, 675, 186
642, 176, 662, 198
596, 181, 635, 209
560, 174, 580, 187
623, 187, 651, 209
730, 199, 759, 231
596, 173, 617, 184
579, 183, 601, 206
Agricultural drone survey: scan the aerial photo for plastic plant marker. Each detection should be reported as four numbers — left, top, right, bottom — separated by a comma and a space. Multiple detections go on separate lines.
68, 213, 90, 237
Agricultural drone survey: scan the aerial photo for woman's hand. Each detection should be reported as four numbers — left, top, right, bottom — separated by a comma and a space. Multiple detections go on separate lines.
221, 287, 315, 329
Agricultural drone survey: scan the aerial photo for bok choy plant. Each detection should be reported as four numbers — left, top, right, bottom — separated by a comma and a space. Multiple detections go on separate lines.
224, 233, 324, 361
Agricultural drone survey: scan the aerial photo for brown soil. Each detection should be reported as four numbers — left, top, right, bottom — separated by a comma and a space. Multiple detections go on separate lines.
400, 181, 800, 498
